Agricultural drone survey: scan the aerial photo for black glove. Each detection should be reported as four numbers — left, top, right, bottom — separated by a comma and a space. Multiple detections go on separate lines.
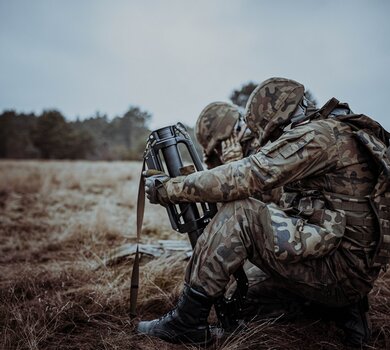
143, 169, 171, 205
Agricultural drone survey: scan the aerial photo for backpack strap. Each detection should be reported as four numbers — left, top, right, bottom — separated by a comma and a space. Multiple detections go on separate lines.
317, 97, 340, 118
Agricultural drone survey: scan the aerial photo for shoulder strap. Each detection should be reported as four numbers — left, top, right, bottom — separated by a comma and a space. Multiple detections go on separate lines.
129, 160, 146, 318
317, 97, 340, 118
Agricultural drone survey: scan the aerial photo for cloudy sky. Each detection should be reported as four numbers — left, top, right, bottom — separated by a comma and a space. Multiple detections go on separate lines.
1, 0, 389, 130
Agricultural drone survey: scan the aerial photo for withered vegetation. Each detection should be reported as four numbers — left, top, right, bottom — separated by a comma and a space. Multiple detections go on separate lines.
1, 161, 389, 349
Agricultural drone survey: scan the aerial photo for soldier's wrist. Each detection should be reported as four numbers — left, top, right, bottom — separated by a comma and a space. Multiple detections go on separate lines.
164, 176, 186, 203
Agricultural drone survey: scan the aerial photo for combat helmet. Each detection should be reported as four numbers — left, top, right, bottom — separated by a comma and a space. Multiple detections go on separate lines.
195, 102, 241, 155
245, 77, 305, 146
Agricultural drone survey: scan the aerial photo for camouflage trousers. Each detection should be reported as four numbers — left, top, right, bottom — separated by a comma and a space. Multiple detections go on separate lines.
185, 198, 379, 307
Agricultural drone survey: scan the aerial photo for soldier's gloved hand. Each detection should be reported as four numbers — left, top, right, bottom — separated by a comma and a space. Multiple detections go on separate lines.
143, 169, 171, 205
220, 135, 243, 163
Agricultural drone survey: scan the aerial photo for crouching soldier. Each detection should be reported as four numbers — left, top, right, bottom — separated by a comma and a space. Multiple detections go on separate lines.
195, 100, 288, 319
138, 77, 390, 347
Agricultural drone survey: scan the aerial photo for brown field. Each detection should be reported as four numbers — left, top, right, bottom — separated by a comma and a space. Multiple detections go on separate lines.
1, 160, 389, 350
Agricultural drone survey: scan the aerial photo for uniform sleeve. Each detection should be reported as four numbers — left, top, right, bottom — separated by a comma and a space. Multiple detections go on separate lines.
166, 121, 340, 203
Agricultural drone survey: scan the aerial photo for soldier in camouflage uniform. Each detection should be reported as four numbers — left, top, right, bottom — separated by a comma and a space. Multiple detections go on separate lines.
195, 101, 259, 168
138, 77, 388, 346
195, 101, 282, 208
195, 101, 289, 318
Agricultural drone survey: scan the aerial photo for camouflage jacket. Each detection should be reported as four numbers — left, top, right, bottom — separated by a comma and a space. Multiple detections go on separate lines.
167, 118, 376, 201
203, 134, 281, 203
166, 118, 379, 256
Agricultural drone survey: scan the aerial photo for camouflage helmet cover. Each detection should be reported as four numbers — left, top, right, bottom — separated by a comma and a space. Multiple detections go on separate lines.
195, 102, 240, 155
245, 77, 305, 146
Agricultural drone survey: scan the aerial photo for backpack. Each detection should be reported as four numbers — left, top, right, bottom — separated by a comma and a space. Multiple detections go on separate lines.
316, 98, 390, 268
353, 128, 390, 267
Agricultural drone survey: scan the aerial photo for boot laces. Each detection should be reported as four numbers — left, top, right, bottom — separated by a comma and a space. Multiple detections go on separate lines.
156, 307, 177, 324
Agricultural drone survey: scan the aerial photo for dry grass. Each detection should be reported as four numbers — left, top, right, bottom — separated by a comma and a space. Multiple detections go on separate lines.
1, 160, 389, 350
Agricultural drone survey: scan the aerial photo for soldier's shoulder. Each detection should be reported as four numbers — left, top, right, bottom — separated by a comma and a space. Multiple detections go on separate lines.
294, 118, 342, 136
287, 119, 329, 135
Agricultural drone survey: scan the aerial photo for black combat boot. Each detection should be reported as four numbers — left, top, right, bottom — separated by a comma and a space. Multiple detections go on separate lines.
335, 296, 371, 347
137, 284, 213, 345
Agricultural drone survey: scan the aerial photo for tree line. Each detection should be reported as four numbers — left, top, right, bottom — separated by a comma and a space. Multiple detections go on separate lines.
0, 107, 154, 160
0, 82, 316, 160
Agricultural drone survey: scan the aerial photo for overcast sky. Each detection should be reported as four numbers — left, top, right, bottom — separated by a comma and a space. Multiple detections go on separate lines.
1, 0, 389, 130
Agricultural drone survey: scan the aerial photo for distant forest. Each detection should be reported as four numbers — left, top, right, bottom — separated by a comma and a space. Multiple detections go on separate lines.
1, 107, 158, 160
0, 83, 316, 160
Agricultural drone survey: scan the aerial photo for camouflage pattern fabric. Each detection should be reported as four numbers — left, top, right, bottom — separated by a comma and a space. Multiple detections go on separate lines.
195, 103, 282, 308
335, 114, 390, 267
241, 133, 260, 157
184, 198, 379, 306
166, 117, 380, 305
220, 134, 244, 164
245, 77, 305, 146
263, 203, 346, 263
166, 119, 377, 204
195, 101, 280, 203
195, 102, 240, 156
